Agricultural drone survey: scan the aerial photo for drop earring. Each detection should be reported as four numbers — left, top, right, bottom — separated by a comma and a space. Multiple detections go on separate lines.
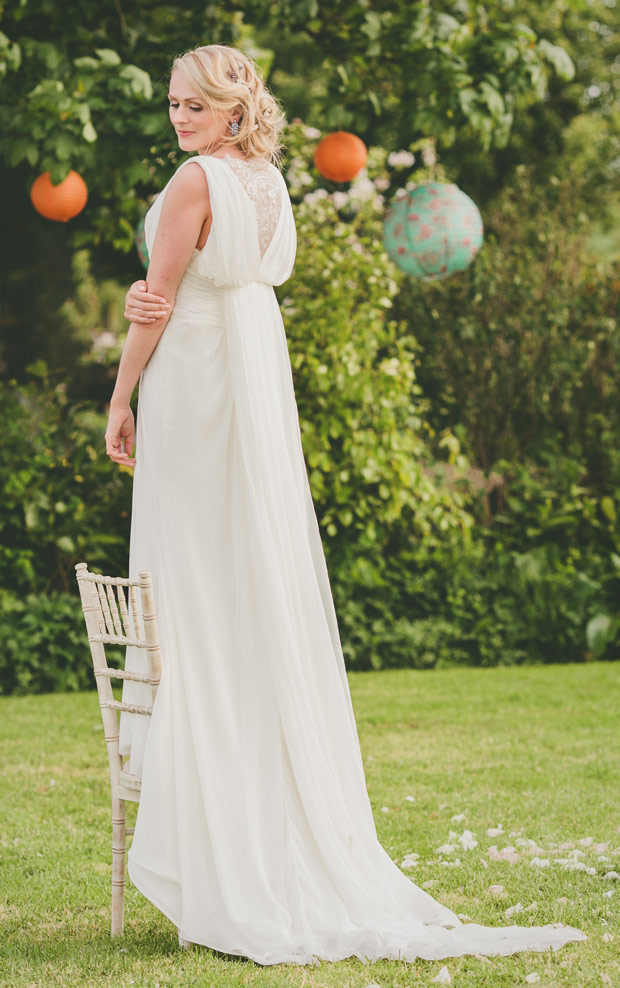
230, 118, 239, 135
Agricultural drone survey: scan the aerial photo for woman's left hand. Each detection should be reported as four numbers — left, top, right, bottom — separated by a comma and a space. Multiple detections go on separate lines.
105, 403, 136, 468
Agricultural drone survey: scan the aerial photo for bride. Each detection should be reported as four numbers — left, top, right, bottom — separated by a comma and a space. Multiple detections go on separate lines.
104, 42, 588, 966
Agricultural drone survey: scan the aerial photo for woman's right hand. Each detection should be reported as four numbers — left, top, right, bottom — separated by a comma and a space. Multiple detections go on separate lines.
124, 280, 171, 324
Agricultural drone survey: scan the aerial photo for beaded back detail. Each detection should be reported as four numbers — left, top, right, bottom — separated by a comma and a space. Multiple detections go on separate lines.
224, 156, 282, 258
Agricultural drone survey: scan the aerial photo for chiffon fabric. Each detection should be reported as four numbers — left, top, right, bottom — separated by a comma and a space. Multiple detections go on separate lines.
118, 153, 588, 965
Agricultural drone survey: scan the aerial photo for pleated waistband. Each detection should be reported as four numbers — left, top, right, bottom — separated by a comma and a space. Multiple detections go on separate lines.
174, 269, 225, 325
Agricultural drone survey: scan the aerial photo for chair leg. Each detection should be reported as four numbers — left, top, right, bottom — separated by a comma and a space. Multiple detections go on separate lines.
111, 796, 127, 935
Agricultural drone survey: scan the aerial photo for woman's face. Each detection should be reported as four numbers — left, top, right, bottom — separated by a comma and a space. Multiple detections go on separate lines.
168, 67, 236, 156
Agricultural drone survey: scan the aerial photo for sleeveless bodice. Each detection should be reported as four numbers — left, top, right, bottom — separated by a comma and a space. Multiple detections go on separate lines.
143, 153, 296, 291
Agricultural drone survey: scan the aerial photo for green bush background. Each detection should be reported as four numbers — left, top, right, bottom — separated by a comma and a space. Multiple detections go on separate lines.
2, 123, 619, 694
1, 0, 619, 692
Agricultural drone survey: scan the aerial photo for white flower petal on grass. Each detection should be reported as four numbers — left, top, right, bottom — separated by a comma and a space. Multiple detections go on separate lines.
604, 871, 620, 880
530, 857, 551, 868
577, 836, 594, 847
524, 901, 538, 912
440, 858, 462, 868
437, 843, 457, 855
556, 896, 569, 904
488, 845, 521, 864
602, 932, 614, 943
422, 879, 438, 888
401, 853, 420, 869
505, 902, 523, 918
451, 813, 466, 822
525, 973, 541, 984
487, 824, 504, 837
431, 965, 451, 984
405, 795, 416, 802
557, 859, 595, 873
487, 884, 505, 895
598, 856, 612, 862
602, 890, 614, 897
458, 829, 478, 851
380, 806, 389, 813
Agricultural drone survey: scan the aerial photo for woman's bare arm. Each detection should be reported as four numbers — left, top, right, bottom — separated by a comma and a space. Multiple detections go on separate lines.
109, 162, 211, 408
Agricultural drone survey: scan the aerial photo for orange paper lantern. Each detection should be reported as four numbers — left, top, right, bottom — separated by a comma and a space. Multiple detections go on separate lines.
313, 131, 368, 183
30, 170, 88, 222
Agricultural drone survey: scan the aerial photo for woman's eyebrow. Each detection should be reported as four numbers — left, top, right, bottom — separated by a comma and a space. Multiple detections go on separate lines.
167, 93, 204, 102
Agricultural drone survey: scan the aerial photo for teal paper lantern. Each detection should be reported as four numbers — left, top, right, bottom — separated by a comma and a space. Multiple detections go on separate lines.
135, 212, 149, 270
383, 181, 483, 280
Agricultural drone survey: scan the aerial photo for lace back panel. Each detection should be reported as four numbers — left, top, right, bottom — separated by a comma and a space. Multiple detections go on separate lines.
224, 157, 282, 258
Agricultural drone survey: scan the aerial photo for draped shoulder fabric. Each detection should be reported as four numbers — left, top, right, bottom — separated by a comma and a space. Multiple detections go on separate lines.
117, 154, 587, 965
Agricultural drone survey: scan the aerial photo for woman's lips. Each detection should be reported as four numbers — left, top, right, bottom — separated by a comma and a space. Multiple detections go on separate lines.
178, 131, 194, 136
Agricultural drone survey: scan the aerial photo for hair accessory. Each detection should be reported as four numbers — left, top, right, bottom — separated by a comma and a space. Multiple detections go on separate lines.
231, 71, 238, 82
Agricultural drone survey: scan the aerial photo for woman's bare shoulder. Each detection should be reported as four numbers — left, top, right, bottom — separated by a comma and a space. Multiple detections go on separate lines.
168, 158, 210, 197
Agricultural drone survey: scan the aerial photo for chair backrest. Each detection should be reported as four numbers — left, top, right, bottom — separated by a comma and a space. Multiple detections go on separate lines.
75, 563, 163, 799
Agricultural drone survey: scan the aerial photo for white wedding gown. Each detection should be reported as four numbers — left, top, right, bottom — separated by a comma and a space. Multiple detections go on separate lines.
118, 153, 588, 965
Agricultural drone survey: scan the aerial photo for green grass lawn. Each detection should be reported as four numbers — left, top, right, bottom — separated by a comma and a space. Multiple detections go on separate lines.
1, 662, 618, 988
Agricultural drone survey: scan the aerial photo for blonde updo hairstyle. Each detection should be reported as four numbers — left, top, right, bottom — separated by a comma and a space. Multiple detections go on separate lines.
171, 44, 286, 167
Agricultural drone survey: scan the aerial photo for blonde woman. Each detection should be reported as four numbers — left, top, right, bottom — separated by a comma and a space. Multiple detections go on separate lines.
104, 43, 587, 966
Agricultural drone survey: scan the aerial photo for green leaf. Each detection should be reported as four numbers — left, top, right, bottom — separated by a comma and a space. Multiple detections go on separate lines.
94, 48, 121, 66
55, 133, 73, 161
119, 64, 153, 100
586, 613, 613, 659
25, 359, 49, 378
600, 496, 616, 524
538, 39, 575, 81
361, 11, 382, 41
75, 103, 91, 124
513, 23, 537, 41
367, 90, 380, 115
479, 81, 504, 117
458, 88, 478, 114
7, 138, 31, 167
73, 56, 99, 71
435, 13, 460, 39
82, 120, 97, 143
